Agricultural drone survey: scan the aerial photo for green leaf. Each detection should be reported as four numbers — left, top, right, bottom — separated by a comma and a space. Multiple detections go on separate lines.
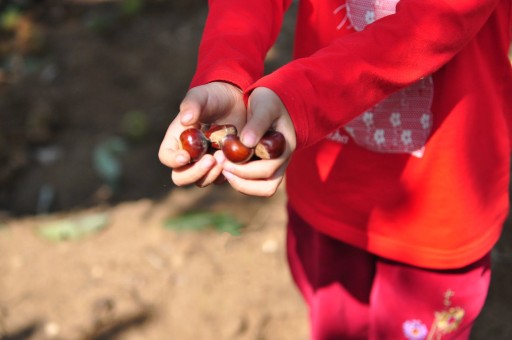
0, 7, 22, 31
92, 136, 128, 191
122, 110, 149, 141
121, 0, 144, 17
37, 212, 109, 241
164, 212, 243, 236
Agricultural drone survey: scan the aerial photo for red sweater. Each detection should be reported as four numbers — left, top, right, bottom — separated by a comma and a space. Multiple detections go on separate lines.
191, 0, 512, 269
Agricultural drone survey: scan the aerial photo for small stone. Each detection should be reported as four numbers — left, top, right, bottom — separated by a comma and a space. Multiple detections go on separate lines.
44, 322, 60, 337
261, 239, 278, 254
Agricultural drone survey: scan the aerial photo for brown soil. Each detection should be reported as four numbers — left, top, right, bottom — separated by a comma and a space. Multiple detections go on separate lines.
0, 1, 510, 339
1, 185, 310, 340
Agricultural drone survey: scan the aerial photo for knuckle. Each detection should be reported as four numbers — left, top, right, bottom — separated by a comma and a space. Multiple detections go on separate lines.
261, 167, 276, 179
261, 186, 277, 198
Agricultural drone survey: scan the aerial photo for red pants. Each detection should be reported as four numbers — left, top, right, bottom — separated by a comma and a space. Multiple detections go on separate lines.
286, 207, 491, 340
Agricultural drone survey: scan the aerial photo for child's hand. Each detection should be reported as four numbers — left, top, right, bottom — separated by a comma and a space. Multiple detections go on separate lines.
221, 87, 297, 197
158, 82, 246, 187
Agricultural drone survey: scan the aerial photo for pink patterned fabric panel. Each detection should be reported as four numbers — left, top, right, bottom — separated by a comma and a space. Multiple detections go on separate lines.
330, 0, 434, 155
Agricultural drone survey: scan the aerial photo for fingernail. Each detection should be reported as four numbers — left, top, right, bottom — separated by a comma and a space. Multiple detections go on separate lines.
201, 157, 214, 169
241, 131, 257, 147
181, 111, 193, 124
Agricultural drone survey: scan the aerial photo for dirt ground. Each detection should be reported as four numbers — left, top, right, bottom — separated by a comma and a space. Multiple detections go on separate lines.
0, 1, 511, 339
1, 185, 311, 340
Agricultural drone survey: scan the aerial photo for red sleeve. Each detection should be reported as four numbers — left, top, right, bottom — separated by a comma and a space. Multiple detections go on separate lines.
189, 0, 293, 90
249, 0, 501, 148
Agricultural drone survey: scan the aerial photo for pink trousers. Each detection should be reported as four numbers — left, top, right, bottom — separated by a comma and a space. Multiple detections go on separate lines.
286, 207, 492, 340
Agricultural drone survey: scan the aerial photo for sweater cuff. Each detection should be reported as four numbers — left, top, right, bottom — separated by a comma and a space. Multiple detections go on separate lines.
190, 64, 256, 91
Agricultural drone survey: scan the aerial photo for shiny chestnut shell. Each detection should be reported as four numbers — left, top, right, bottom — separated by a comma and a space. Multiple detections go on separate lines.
204, 124, 237, 149
255, 130, 285, 159
179, 127, 209, 162
221, 135, 254, 164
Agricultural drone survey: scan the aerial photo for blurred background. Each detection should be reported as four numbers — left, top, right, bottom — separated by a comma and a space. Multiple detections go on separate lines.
0, 0, 510, 339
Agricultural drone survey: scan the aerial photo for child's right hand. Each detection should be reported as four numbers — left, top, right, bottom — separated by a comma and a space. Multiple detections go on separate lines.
221, 87, 297, 197
158, 82, 246, 187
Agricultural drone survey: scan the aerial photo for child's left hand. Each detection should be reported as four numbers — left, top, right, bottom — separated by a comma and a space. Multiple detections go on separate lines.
220, 87, 297, 197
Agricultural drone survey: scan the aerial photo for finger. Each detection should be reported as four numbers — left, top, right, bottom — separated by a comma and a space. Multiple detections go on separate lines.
222, 165, 286, 197
180, 83, 242, 126
240, 88, 280, 148
222, 158, 284, 180
212, 151, 228, 185
179, 88, 208, 126
159, 147, 191, 169
158, 135, 191, 168
158, 120, 193, 168
195, 165, 223, 187
171, 154, 216, 186
195, 152, 225, 187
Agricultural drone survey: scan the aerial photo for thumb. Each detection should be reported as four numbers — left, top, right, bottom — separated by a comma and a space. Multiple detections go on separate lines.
178, 87, 208, 126
240, 88, 279, 148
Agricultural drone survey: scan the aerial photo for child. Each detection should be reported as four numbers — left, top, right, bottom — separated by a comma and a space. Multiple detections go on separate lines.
159, 0, 512, 338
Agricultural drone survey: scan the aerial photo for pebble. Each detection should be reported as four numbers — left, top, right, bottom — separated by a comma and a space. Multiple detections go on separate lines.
44, 322, 60, 337
261, 239, 278, 254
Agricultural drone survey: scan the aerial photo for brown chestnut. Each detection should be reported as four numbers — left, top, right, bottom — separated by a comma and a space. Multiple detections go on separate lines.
255, 130, 286, 160
179, 127, 209, 162
221, 135, 254, 164
204, 124, 238, 149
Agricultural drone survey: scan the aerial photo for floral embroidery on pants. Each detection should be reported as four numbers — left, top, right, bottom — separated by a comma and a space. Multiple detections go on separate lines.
403, 320, 429, 340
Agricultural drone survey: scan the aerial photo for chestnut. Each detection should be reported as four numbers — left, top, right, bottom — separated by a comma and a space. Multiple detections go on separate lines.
179, 127, 209, 162
221, 135, 254, 164
255, 130, 286, 160
204, 124, 237, 149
